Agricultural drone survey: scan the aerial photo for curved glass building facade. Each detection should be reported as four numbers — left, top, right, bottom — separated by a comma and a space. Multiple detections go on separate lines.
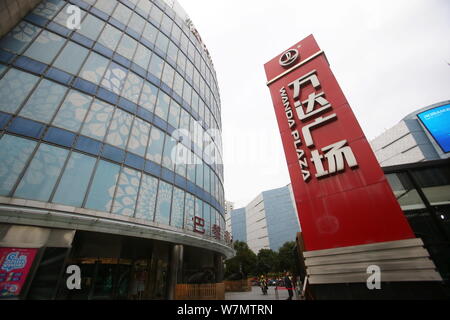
0, 0, 232, 300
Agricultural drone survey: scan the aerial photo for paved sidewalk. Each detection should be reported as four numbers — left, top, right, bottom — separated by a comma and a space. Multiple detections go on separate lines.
225, 286, 300, 300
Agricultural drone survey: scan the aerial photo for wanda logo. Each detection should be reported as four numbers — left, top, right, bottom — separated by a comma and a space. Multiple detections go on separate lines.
279, 49, 299, 67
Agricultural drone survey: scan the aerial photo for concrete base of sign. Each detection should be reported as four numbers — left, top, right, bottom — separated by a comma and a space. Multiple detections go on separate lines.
303, 238, 449, 299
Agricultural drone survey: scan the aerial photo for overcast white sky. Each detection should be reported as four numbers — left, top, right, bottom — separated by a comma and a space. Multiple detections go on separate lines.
180, 0, 450, 208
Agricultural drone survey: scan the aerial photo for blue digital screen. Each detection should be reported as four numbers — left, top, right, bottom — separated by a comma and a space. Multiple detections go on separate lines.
417, 104, 450, 153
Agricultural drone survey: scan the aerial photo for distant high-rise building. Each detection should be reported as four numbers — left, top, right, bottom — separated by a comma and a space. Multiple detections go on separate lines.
229, 185, 300, 253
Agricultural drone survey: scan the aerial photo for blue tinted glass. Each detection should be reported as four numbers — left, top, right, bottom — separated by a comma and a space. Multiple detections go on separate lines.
24, 30, 65, 64
171, 187, 185, 228
14, 144, 68, 201
81, 100, 114, 140
203, 203, 211, 236
20, 79, 67, 123
105, 108, 133, 148
53, 41, 89, 75
0, 134, 37, 195
184, 193, 195, 231
0, 68, 39, 114
74, 136, 102, 155
135, 174, 158, 221
43, 127, 76, 147
102, 144, 125, 163
0, 22, 41, 54
146, 127, 165, 163
154, 180, 172, 226
52, 90, 92, 132
125, 152, 145, 170
85, 160, 120, 212
7, 117, 45, 139
0, 112, 12, 129
112, 167, 141, 217
53, 152, 96, 207
127, 117, 150, 157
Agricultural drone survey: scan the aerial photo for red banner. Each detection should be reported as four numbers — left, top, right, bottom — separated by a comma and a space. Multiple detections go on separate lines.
0, 248, 38, 297
264, 35, 414, 251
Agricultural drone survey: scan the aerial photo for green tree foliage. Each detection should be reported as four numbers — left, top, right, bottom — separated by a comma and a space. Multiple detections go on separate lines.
256, 249, 278, 275
224, 241, 257, 279
277, 241, 300, 274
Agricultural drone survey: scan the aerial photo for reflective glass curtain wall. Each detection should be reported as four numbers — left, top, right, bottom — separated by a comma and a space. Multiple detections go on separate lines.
0, 0, 226, 243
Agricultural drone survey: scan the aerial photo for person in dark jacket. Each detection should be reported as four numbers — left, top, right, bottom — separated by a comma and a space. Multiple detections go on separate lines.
284, 272, 293, 300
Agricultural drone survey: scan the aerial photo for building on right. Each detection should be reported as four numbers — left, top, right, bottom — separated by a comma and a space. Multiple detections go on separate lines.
370, 101, 450, 167
371, 101, 450, 286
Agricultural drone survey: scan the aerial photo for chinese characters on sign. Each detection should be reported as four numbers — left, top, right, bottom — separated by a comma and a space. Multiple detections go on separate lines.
280, 69, 358, 181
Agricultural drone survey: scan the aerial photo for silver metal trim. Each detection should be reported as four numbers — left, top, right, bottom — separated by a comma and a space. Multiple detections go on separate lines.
266, 50, 324, 86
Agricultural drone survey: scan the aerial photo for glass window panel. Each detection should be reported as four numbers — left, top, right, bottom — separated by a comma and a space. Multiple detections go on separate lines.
171, 24, 181, 42
142, 22, 158, 44
127, 117, 150, 157
85, 160, 121, 212
128, 12, 146, 34
112, 3, 132, 25
186, 150, 196, 183
0, 135, 37, 196
149, 6, 163, 25
176, 51, 186, 72
100, 62, 127, 94
53, 4, 86, 27
175, 144, 187, 178
24, 30, 65, 64
161, 63, 174, 87
180, 109, 190, 132
52, 90, 92, 132
180, 33, 188, 52
133, 44, 151, 70
0, 68, 39, 114
14, 144, 68, 201
204, 165, 211, 193
94, 0, 117, 15
173, 72, 184, 99
79, 52, 109, 85
136, 0, 152, 16
148, 53, 164, 79
155, 181, 173, 226
105, 108, 133, 148
203, 203, 211, 236
52, 152, 96, 206
184, 193, 195, 231
195, 198, 203, 220
116, 34, 138, 60
53, 41, 89, 75
182, 81, 192, 105
161, 14, 173, 35
81, 99, 115, 141
162, 135, 177, 170
135, 174, 158, 221
168, 100, 181, 128
98, 24, 122, 51
139, 81, 158, 112
78, 14, 105, 41
196, 159, 204, 188
19, 79, 67, 123
33, 0, 65, 19
0, 22, 41, 54
155, 32, 169, 54
171, 187, 184, 228
112, 167, 141, 217
122, 72, 144, 104
155, 91, 170, 121
146, 126, 165, 163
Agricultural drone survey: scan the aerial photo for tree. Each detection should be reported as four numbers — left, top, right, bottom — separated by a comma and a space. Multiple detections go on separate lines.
256, 249, 278, 275
277, 241, 300, 274
224, 241, 257, 279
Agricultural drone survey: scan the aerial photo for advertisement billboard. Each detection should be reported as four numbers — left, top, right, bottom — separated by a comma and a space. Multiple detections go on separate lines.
264, 35, 415, 252
0, 248, 38, 297
417, 104, 450, 153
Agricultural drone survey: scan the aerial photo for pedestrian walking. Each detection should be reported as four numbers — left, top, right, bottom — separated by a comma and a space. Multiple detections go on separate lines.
284, 272, 293, 300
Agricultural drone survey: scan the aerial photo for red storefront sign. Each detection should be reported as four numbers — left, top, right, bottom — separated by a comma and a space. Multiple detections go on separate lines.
264, 35, 415, 252
0, 248, 38, 297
